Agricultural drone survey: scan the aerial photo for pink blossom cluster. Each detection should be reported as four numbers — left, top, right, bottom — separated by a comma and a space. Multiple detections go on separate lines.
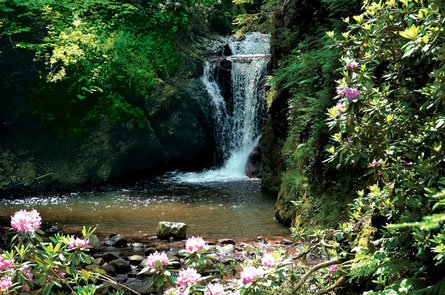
185, 236, 206, 252
240, 266, 264, 284
336, 102, 347, 114
0, 276, 12, 291
177, 267, 201, 285
0, 256, 14, 271
67, 236, 89, 249
337, 85, 360, 100
345, 87, 360, 99
48, 267, 66, 280
11, 209, 42, 232
205, 282, 225, 295
328, 264, 339, 274
22, 266, 33, 281
262, 252, 282, 267
345, 61, 358, 70
372, 159, 381, 166
146, 251, 169, 268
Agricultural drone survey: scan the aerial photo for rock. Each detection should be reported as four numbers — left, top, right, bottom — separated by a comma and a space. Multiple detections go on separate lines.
131, 243, 144, 249
89, 234, 102, 248
156, 244, 170, 252
220, 244, 235, 254
108, 258, 131, 274
101, 263, 116, 276
95, 283, 112, 295
256, 236, 266, 243
93, 252, 120, 262
124, 278, 151, 295
282, 239, 293, 245
128, 255, 145, 266
104, 235, 127, 248
218, 239, 236, 245
136, 267, 151, 278
144, 247, 156, 256
94, 257, 105, 265
245, 144, 262, 178
156, 222, 186, 240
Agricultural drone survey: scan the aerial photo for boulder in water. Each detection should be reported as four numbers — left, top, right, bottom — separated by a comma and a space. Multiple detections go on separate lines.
156, 221, 187, 240
245, 144, 262, 178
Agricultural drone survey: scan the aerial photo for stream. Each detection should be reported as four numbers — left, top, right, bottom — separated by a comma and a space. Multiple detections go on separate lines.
0, 178, 288, 239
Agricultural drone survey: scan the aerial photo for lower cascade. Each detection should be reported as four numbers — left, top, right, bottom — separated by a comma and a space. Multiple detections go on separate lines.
173, 32, 270, 183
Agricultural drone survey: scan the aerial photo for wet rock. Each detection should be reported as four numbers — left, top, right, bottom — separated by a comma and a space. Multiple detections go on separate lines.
245, 144, 262, 178
109, 258, 131, 274
94, 252, 120, 263
89, 234, 102, 248
219, 239, 236, 245
94, 257, 105, 265
131, 243, 144, 249
156, 221, 186, 240
282, 239, 293, 245
256, 236, 266, 243
104, 235, 127, 248
101, 263, 116, 276
124, 278, 151, 295
95, 283, 111, 295
128, 255, 145, 266
156, 244, 170, 252
144, 247, 156, 256
220, 244, 235, 254
136, 267, 151, 278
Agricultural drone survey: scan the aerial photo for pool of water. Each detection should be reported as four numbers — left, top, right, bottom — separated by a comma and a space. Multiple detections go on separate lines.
0, 178, 288, 239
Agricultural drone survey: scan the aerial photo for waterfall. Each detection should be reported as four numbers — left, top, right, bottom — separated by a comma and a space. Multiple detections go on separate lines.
173, 32, 270, 183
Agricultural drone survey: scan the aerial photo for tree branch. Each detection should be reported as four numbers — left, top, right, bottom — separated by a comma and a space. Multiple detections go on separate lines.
291, 259, 342, 295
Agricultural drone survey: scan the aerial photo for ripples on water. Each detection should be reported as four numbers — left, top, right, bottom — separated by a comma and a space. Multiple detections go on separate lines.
0, 179, 288, 239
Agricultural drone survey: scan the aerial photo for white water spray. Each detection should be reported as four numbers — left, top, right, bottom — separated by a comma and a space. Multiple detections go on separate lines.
173, 33, 270, 183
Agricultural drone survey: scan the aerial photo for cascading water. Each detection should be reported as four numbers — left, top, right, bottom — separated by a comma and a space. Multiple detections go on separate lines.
173, 33, 270, 183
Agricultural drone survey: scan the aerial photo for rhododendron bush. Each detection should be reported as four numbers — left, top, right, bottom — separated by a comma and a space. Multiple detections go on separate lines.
326, 0, 445, 293
0, 209, 97, 294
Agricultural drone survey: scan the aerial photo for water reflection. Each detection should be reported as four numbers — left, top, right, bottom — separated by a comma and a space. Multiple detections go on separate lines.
0, 179, 288, 239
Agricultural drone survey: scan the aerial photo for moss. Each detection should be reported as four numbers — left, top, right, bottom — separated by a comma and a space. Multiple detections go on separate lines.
352, 218, 377, 253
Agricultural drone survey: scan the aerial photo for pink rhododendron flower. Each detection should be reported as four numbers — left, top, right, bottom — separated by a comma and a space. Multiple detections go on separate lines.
262, 252, 282, 267
68, 236, 89, 249
347, 136, 353, 143
336, 85, 347, 96
345, 61, 358, 70
177, 267, 201, 285
164, 287, 184, 295
205, 282, 225, 295
372, 159, 381, 166
336, 102, 347, 114
146, 251, 169, 268
240, 266, 263, 284
0, 276, 12, 291
0, 256, 14, 271
11, 209, 42, 232
345, 87, 360, 99
185, 236, 205, 252
328, 264, 339, 274
22, 266, 33, 281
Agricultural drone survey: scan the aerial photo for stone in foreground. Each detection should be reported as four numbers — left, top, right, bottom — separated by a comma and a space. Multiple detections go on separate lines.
156, 221, 187, 240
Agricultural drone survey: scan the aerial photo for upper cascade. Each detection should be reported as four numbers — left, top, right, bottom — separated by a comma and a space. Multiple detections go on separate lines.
171, 32, 270, 183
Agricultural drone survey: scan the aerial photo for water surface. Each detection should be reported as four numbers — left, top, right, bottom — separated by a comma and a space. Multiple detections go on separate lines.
0, 179, 288, 239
